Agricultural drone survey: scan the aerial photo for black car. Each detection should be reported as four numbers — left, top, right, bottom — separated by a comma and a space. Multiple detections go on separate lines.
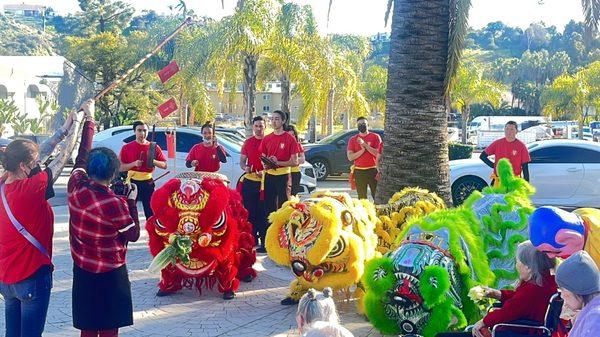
304, 129, 383, 181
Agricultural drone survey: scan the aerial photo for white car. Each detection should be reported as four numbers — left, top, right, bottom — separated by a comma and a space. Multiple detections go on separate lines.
93, 126, 317, 193
450, 139, 600, 207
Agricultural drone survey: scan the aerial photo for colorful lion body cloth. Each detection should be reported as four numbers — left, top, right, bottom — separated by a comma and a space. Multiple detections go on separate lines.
265, 191, 378, 304
362, 159, 532, 336
146, 172, 257, 299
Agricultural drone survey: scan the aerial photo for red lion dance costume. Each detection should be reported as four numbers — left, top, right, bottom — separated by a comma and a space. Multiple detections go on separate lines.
146, 173, 257, 299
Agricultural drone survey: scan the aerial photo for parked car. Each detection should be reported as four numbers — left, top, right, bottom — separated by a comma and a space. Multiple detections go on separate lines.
93, 126, 317, 193
450, 139, 600, 207
0, 138, 10, 152
304, 129, 384, 181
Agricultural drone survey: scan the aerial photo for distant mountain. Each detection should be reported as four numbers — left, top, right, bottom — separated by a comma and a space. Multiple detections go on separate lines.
0, 14, 55, 56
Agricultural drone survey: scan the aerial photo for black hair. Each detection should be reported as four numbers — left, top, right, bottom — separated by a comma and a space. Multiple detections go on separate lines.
0, 139, 38, 173
132, 120, 147, 132
506, 121, 519, 131
87, 147, 120, 182
287, 124, 299, 141
201, 121, 213, 133
252, 116, 265, 123
273, 110, 287, 122
357, 116, 367, 123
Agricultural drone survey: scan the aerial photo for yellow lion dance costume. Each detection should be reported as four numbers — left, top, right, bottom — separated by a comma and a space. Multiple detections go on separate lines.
375, 187, 446, 254
266, 191, 378, 305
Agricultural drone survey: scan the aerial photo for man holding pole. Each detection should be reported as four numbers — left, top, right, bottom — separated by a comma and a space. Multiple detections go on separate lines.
119, 121, 168, 219
239, 116, 268, 252
259, 110, 299, 221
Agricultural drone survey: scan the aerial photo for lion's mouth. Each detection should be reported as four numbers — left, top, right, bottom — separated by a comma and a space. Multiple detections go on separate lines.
176, 258, 216, 276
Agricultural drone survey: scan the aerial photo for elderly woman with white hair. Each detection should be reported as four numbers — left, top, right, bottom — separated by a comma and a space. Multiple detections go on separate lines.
436, 240, 557, 337
296, 288, 354, 337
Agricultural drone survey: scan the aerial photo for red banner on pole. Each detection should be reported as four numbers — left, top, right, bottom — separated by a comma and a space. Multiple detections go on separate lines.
158, 98, 178, 118
157, 61, 180, 83
166, 131, 175, 158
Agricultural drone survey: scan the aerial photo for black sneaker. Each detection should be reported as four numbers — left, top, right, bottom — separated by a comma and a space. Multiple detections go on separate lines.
256, 246, 267, 253
156, 290, 174, 297
280, 297, 299, 305
223, 290, 235, 300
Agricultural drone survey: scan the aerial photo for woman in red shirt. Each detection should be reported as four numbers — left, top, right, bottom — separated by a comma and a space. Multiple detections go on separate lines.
186, 122, 227, 172
0, 105, 82, 337
436, 241, 557, 337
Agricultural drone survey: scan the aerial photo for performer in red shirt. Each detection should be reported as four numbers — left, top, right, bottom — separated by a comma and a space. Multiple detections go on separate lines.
119, 121, 167, 219
259, 110, 299, 219
480, 121, 531, 186
186, 122, 227, 172
347, 117, 382, 199
286, 124, 305, 197
0, 101, 83, 337
240, 116, 268, 252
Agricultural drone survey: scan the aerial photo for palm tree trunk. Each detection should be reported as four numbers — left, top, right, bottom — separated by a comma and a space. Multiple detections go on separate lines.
375, 0, 452, 205
280, 73, 291, 116
243, 54, 258, 137
327, 88, 334, 136
188, 105, 195, 125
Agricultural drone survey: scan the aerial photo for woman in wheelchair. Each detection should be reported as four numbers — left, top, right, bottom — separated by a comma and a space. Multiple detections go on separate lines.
555, 250, 600, 337
437, 241, 557, 337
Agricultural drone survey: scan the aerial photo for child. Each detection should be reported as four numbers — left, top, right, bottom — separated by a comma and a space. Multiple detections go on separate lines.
296, 288, 354, 337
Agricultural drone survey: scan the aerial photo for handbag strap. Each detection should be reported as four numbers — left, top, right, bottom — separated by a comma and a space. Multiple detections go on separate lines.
0, 183, 51, 260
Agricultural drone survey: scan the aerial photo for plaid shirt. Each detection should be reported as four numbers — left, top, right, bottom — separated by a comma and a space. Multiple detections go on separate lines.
68, 169, 136, 273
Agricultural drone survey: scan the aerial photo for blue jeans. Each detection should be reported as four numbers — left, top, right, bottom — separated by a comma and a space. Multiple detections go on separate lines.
0, 266, 53, 337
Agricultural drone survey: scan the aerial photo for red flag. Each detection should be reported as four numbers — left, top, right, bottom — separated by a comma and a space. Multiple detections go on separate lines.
158, 98, 178, 118
157, 61, 180, 83
166, 132, 175, 158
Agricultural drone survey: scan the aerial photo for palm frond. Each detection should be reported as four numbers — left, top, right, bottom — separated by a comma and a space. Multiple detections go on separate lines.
327, 0, 333, 28
445, 0, 472, 97
582, 0, 600, 40
384, 0, 394, 26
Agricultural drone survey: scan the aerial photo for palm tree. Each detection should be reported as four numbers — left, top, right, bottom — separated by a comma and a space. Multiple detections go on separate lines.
0, 99, 18, 137
451, 62, 505, 144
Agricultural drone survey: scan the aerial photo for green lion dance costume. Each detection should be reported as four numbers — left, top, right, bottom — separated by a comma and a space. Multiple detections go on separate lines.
363, 159, 534, 336
265, 191, 379, 305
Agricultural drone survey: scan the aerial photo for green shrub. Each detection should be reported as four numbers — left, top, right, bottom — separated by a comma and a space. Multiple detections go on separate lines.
449, 142, 474, 160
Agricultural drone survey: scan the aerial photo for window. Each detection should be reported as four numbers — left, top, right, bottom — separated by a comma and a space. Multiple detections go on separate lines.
0, 85, 7, 99
263, 106, 270, 112
27, 85, 40, 98
530, 146, 600, 164
263, 94, 271, 100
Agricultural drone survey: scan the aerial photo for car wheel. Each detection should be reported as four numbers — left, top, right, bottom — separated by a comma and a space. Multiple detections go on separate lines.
451, 176, 487, 206
310, 158, 330, 181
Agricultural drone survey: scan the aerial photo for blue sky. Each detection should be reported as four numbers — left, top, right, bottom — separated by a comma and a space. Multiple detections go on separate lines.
4, 0, 584, 35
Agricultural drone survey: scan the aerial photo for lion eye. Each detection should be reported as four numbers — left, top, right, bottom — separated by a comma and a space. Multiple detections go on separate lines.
327, 238, 346, 258
341, 210, 353, 226
213, 212, 226, 230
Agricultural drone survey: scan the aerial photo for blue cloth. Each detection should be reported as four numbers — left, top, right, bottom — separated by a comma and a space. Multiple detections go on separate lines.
0, 266, 52, 337
569, 293, 600, 337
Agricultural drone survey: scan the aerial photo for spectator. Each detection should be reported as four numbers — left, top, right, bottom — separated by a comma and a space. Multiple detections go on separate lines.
347, 117, 382, 200
0, 105, 80, 337
68, 101, 140, 337
285, 124, 305, 197
303, 321, 354, 337
436, 241, 557, 337
296, 288, 352, 336
186, 121, 227, 172
480, 121, 531, 185
555, 250, 600, 337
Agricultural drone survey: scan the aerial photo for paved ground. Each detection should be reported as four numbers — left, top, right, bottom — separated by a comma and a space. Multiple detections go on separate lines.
1, 171, 383, 337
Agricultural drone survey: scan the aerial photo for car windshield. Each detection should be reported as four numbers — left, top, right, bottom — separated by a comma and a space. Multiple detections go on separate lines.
216, 134, 241, 154
317, 130, 348, 144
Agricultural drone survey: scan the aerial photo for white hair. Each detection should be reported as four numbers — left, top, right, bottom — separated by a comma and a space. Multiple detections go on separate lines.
302, 321, 354, 337
297, 288, 339, 333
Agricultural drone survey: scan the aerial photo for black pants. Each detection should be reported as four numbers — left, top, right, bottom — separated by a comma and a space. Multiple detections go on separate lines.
241, 179, 268, 246
354, 168, 377, 200
131, 179, 155, 219
264, 173, 289, 219
290, 171, 302, 196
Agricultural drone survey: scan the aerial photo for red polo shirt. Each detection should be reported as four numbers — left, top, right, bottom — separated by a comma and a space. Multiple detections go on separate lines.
347, 132, 382, 169
186, 143, 226, 172
241, 136, 264, 172
485, 138, 531, 175
258, 132, 298, 162
119, 141, 166, 173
